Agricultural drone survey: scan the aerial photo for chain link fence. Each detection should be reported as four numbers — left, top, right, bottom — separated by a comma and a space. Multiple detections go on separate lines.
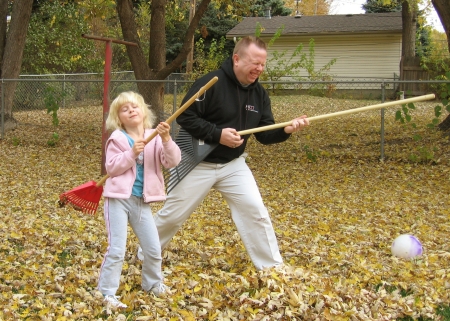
1, 72, 448, 162
6, 72, 188, 111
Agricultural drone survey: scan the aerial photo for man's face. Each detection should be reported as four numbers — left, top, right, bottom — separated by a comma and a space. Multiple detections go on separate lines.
233, 43, 267, 85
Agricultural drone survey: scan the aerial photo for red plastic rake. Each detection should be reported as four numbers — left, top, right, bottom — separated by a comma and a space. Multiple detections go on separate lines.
58, 176, 108, 215
59, 76, 218, 215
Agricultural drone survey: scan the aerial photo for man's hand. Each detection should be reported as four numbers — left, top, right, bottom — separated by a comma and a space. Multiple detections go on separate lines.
284, 115, 309, 134
220, 128, 244, 148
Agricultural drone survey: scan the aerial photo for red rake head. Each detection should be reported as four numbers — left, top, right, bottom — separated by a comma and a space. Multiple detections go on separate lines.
59, 181, 103, 215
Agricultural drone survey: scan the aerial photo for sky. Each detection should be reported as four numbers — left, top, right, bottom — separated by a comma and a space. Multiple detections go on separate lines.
329, 0, 445, 33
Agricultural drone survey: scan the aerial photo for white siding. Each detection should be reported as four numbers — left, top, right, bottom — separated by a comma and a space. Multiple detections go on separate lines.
261, 33, 402, 80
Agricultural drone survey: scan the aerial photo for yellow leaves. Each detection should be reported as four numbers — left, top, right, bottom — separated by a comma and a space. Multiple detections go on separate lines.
178, 310, 196, 321
270, 271, 281, 281
193, 284, 202, 293
135, 317, 153, 321
246, 306, 260, 314
50, 15, 56, 27
323, 307, 349, 321
317, 221, 330, 233
198, 297, 214, 309
70, 55, 82, 62
1, 98, 449, 320
10, 231, 22, 239
38, 307, 51, 316
287, 288, 302, 307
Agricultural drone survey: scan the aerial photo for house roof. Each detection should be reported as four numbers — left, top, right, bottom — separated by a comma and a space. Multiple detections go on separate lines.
226, 12, 402, 37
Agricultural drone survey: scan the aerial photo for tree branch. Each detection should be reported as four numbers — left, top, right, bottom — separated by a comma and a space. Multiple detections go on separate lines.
161, 0, 212, 78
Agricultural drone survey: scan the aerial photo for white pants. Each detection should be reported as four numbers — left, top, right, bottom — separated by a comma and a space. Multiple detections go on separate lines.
98, 196, 162, 295
155, 154, 283, 270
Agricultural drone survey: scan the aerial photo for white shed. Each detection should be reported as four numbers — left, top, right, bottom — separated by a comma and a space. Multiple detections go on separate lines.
226, 12, 403, 81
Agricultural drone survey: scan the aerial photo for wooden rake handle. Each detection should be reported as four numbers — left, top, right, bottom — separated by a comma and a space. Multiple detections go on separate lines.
237, 94, 436, 136
96, 76, 219, 187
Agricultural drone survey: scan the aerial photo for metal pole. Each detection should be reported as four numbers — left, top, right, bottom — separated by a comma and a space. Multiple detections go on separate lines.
380, 82, 386, 161
81, 34, 137, 175
101, 40, 113, 175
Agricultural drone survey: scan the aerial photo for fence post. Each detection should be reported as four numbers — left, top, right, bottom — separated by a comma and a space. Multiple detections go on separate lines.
380, 82, 386, 161
1, 80, 3, 139
171, 79, 178, 138
63, 74, 66, 109
173, 79, 177, 115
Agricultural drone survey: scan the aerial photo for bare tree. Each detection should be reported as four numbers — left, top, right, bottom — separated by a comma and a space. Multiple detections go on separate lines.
398, 0, 418, 93
0, 0, 8, 73
116, 0, 212, 118
429, 0, 450, 131
431, 0, 450, 52
1, 0, 33, 131
401, 0, 417, 58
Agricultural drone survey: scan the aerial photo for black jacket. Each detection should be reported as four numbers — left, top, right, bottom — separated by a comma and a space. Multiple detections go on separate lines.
176, 57, 291, 163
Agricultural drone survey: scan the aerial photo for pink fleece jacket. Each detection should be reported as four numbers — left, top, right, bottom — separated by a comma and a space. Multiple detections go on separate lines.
103, 128, 181, 202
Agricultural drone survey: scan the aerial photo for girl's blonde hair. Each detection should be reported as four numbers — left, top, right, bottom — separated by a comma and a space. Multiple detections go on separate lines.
106, 91, 156, 132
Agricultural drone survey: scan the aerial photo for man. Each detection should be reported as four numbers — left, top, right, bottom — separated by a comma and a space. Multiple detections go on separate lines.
142, 36, 309, 270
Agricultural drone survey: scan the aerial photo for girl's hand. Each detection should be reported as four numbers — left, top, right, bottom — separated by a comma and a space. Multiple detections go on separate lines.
156, 122, 171, 142
132, 139, 145, 157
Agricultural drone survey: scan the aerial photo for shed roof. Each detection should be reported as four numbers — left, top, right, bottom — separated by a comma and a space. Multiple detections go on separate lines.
226, 12, 402, 37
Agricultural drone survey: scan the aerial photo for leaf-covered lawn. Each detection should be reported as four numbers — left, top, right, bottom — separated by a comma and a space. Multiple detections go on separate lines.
1, 95, 449, 320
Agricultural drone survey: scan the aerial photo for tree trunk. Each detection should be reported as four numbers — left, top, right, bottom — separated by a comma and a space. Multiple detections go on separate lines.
399, 0, 417, 92
147, 0, 167, 119
438, 115, 450, 131
0, 0, 8, 74
116, 0, 156, 116
1, 0, 33, 130
401, 1, 417, 57
432, 0, 450, 53
116, 0, 212, 120
430, 0, 450, 131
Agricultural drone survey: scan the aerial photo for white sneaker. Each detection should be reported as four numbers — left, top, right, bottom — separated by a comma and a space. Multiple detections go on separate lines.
104, 295, 127, 308
137, 246, 144, 260
150, 283, 171, 296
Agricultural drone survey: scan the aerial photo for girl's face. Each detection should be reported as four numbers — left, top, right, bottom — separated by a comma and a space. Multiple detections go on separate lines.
118, 102, 143, 130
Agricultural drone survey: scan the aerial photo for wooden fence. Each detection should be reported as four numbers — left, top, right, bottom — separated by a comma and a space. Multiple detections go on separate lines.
399, 56, 430, 95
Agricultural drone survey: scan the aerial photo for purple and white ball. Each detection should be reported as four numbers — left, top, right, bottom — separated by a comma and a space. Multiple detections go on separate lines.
391, 234, 423, 259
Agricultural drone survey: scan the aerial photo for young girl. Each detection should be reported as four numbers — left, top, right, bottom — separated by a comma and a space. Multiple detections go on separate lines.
97, 91, 181, 309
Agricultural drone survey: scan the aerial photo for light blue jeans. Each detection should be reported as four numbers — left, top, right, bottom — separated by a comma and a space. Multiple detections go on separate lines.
155, 154, 283, 270
98, 196, 162, 295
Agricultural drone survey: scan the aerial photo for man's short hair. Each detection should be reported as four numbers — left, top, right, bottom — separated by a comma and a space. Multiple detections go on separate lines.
233, 36, 267, 56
